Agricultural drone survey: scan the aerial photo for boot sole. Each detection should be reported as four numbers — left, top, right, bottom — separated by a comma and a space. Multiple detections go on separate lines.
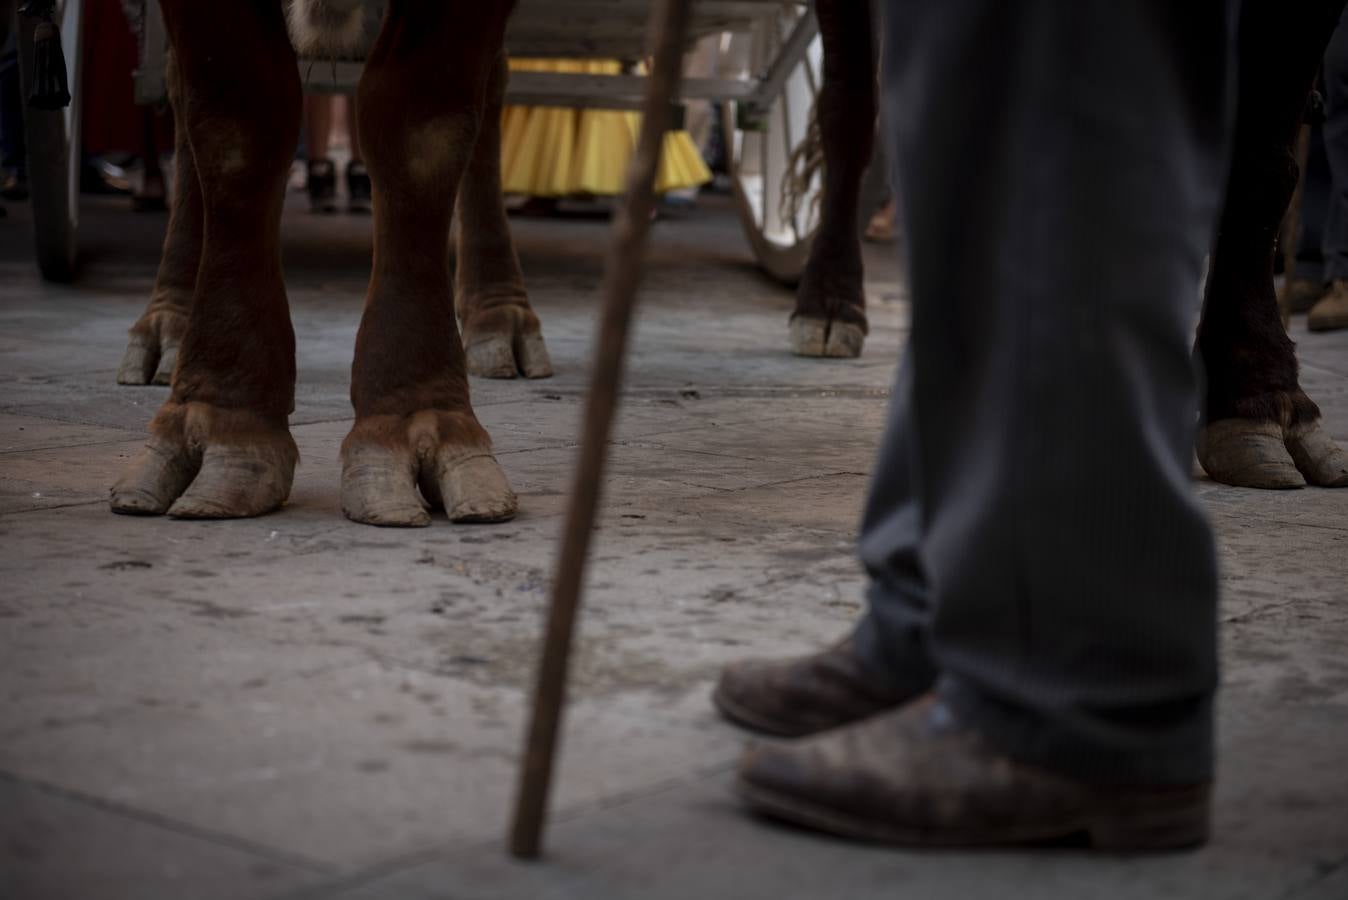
737, 779, 1210, 852
711, 684, 815, 738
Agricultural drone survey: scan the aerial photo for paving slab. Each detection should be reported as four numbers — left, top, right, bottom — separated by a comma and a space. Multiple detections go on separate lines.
0, 412, 141, 453
1, 193, 1346, 899
314, 693, 1348, 900
0, 773, 330, 900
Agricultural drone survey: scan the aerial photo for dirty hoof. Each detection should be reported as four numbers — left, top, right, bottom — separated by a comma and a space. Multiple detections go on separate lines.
341, 411, 517, 527
1197, 419, 1304, 489
789, 317, 865, 359
462, 304, 553, 379
1286, 422, 1348, 487
110, 402, 297, 517
116, 308, 188, 386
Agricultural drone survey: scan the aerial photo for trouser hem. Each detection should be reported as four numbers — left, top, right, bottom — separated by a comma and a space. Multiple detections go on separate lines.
851, 610, 938, 698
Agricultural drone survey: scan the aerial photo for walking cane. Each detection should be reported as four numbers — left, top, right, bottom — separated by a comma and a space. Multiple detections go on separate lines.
508, 0, 694, 861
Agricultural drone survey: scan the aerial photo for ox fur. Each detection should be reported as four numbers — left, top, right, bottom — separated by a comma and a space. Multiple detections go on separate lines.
286, 0, 368, 57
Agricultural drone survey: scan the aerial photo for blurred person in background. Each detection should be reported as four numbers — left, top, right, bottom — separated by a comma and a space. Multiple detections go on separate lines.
1281, 12, 1348, 332
303, 93, 370, 214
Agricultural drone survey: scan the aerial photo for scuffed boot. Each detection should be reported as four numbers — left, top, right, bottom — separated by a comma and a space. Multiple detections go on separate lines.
713, 638, 915, 737
1308, 279, 1348, 332
738, 696, 1211, 850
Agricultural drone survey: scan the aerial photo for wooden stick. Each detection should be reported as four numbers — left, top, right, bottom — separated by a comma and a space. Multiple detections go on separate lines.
508, 0, 694, 861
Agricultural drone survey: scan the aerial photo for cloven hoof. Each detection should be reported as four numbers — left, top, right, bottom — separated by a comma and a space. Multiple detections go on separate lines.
110, 402, 297, 518
789, 317, 866, 359
1197, 418, 1348, 489
461, 304, 553, 379
341, 411, 517, 527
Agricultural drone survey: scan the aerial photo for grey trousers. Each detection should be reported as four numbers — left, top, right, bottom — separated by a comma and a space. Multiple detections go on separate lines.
853, 0, 1236, 786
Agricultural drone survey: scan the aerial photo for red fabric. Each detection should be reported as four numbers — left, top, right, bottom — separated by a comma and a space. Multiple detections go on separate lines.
80, 0, 170, 157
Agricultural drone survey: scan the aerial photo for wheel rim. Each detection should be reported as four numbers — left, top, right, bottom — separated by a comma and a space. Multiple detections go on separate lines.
61, 0, 83, 236
722, 4, 823, 284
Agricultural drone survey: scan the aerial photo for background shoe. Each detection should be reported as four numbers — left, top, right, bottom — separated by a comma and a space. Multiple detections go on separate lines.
1308, 280, 1348, 332
346, 160, 372, 214
307, 158, 338, 214
713, 637, 914, 737
1281, 277, 1328, 315
864, 198, 897, 243
738, 696, 1211, 851
0, 169, 27, 201
80, 157, 132, 195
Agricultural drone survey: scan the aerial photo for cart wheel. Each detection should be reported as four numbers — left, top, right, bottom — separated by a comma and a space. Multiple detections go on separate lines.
720, 6, 884, 286
17, 0, 84, 283
719, 5, 823, 286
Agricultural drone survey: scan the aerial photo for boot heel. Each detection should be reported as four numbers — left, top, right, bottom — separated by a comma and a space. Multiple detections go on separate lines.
1088, 783, 1211, 851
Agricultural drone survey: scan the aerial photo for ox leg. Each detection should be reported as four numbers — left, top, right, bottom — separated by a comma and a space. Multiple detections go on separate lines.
340, 0, 518, 527
789, 0, 877, 359
111, 1, 301, 517
117, 54, 200, 387
1196, 0, 1348, 488
456, 51, 553, 379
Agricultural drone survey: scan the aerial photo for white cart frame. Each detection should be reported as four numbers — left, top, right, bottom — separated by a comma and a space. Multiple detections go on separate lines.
21, 0, 848, 285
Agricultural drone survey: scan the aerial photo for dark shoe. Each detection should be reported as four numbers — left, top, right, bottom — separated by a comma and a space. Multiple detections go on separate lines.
132, 172, 168, 213
737, 695, 1211, 851
307, 158, 338, 213
346, 160, 371, 214
0, 170, 27, 201
1308, 280, 1348, 332
513, 195, 562, 217
713, 638, 912, 737
1281, 277, 1327, 315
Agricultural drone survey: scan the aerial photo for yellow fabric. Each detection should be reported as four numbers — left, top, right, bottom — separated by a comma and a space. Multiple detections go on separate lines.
501, 58, 712, 197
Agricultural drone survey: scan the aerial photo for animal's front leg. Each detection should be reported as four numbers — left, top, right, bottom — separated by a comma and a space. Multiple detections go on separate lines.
1196, 0, 1348, 489
111, 0, 301, 517
341, 1, 518, 527
456, 51, 553, 379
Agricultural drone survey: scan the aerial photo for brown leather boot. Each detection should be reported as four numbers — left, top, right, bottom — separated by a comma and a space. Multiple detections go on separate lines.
737, 695, 1211, 851
712, 638, 915, 737
1308, 280, 1348, 332
1280, 276, 1327, 315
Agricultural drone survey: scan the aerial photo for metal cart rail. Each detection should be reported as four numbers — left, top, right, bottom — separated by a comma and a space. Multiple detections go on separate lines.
14, 0, 848, 285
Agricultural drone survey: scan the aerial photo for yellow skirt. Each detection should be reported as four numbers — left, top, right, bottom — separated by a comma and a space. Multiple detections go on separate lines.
501, 58, 712, 197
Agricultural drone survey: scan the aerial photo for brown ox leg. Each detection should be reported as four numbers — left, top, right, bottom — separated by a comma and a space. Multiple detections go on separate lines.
789, 0, 877, 359
116, 54, 200, 387
110, 1, 301, 518
455, 51, 553, 379
1196, 0, 1348, 488
340, 0, 518, 527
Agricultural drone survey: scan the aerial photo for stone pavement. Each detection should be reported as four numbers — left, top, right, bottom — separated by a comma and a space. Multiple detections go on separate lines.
1, 193, 1346, 900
